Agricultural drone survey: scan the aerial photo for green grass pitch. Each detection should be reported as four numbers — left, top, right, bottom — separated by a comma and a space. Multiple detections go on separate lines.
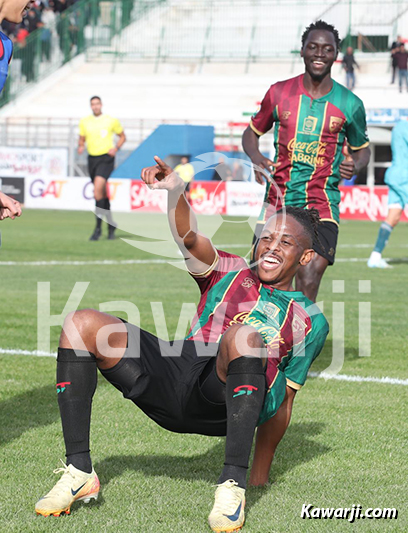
0, 209, 407, 532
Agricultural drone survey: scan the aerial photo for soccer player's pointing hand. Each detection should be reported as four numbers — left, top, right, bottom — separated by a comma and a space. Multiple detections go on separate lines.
141, 156, 184, 191
0, 191, 22, 221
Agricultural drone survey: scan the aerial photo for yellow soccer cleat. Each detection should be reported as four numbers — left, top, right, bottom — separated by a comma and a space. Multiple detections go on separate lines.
35, 461, 100, 517
208, 479, 246, 532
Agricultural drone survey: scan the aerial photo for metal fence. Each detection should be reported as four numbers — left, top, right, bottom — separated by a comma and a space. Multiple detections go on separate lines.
0, 0, 161, 108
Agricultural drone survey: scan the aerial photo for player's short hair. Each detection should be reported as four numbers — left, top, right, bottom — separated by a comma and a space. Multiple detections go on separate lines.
301, 20, 341, 51
90, 96, 101, 102
277, 206, 321, 247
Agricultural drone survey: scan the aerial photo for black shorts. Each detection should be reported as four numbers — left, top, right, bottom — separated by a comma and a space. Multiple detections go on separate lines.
120, 322, 227, 436
88, 154, 115, 182
313, 221, 339, 265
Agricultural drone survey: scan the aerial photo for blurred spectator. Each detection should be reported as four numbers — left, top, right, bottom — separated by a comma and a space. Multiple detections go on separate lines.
54, 0, 68, 14
390, 36, 403, 84
342, 47, 359, 91
27, 8, 41, 33
231, 161, 245, 181
212, 157, 232, 181
394, 44, 408, 92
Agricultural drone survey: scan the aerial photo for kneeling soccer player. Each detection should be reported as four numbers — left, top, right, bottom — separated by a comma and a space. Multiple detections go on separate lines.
35, 157, 329, 532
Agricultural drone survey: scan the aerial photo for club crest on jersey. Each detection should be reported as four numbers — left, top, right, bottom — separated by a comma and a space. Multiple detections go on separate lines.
301, 116, 318, 134
242, 277, 256, 289
263, 302, 280, 319
329, 116, 344, 134
281, 111, 291, 120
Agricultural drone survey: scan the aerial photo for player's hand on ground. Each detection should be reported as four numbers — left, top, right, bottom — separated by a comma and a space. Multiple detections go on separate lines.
340, 146, 356, 180
0, 192, 22, 221
141, 156, 184, 191
251, 156, 279, 184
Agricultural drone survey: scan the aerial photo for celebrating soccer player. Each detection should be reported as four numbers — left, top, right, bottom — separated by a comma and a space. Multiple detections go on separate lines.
242, 20, 371, 301
35, 157, 329, 532
78, 96, 126, 241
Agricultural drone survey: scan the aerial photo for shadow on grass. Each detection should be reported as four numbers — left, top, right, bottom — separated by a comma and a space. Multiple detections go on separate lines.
0, 384, 58, 447
95, 421, 329, 515
309, 339, 360, 373
388, 257, 408, 265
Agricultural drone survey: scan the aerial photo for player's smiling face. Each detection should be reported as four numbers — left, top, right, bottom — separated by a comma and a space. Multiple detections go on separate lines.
253, 214, 314, 290
1, 0, 35, 23
302, 30, 338, 81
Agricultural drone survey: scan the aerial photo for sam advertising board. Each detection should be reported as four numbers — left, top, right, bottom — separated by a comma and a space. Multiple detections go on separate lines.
25, 176, 131, 211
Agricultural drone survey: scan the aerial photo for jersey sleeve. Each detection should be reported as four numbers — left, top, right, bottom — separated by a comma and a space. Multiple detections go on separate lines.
112, 117, 124, 135
189, 250, 247, 295
284, 318, 329, 390
249, 86, 276, 136
345, 96, 370, 151
79, 118, 86, 137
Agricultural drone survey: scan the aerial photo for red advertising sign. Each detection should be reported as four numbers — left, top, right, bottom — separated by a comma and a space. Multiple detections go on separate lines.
130, 180, 227, 215
339, 186, 408, 222
190, 181, 227, 215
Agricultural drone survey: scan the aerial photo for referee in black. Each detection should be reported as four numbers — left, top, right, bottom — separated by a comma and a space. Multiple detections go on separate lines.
78, 96, 126, 240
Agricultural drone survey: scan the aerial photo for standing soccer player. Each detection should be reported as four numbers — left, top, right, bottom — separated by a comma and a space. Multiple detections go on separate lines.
78, 96, 126, 241
368, 120, 408, 268
35, 157, 329, 532
242, 20, 371, 301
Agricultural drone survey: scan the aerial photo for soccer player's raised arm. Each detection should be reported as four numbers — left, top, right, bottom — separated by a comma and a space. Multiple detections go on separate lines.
141, 156, 217, 272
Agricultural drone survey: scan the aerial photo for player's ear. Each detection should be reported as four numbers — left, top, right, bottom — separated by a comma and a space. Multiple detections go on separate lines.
299, 249, 314, 266
300, 47, 304, 58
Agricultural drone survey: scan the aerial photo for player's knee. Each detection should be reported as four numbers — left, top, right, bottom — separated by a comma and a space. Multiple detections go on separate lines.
221, 323, 265, 358
61, 309, 100, 349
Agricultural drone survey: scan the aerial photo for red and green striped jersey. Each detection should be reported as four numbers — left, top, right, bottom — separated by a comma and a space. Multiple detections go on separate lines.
186, 250, 329, 424
250, 74, 369, 224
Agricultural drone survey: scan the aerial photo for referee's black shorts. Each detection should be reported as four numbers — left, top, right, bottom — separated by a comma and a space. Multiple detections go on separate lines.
117, 321, 228, 436
88, 153, 115, 182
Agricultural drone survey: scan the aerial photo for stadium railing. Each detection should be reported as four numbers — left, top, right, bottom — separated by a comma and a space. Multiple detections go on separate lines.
1, 0, 406, 108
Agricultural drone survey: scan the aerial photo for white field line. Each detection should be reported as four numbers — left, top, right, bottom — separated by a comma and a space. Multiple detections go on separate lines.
1, 348, 407, 385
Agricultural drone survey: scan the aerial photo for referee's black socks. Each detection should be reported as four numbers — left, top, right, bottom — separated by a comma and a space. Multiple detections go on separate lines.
94, 199, 105, 230
57, 348, 97, 474
218, 357, 266, 489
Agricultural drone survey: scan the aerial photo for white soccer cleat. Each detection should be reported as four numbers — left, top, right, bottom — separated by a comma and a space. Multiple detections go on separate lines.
35, 461, 100, 517
367, 256, 392, 269
208, 479, 246, 532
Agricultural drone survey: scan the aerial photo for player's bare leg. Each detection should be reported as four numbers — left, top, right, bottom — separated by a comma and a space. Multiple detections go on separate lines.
35, 310, 129, 516
295, 253, 329, 302
208, 324, 266, 532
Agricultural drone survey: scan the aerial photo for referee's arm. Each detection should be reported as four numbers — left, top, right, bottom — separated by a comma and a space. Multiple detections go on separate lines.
108, 130, 126, 157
